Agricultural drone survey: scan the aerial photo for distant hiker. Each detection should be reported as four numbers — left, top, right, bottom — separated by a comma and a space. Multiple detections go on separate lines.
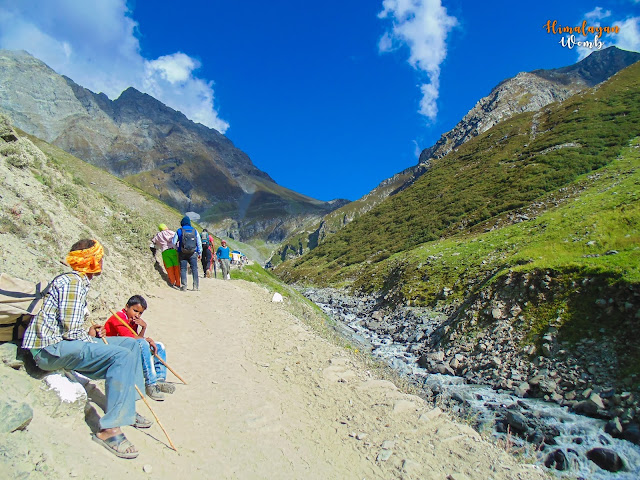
173, 216, 202, 291
200, 228, 215, 278
22, 239, 148, 459
104, 295, 175, 401
150, 223, 180, 288
216, 240, 231, 280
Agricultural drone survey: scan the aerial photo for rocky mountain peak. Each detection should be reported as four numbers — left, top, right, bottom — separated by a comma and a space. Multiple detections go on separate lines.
113, 86, 189, 124
533, 46, 640, 86
419, 46, 640, 165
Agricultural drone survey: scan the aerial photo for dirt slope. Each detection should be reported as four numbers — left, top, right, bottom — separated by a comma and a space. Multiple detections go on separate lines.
0, 275, 549, 480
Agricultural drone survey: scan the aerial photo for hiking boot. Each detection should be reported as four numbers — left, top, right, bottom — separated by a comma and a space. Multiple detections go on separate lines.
145, 384, 165, 401
156, 381, 176, 394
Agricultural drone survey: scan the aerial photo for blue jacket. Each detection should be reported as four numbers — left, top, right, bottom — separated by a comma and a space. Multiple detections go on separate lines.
216, 245, 230, 260
172, 216, 202, 255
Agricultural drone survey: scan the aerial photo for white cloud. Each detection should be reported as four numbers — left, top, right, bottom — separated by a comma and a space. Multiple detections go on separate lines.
576, 15, 640, 60
412, 139, 422, 158
0, 0, 229, 133
613, 16, 640, 51
378, 0, 458, 121
585, 7, 611, 20
147, 54, 199, 84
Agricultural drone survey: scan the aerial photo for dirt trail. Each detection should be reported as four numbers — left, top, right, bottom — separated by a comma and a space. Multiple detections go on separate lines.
2, 276, 550, 479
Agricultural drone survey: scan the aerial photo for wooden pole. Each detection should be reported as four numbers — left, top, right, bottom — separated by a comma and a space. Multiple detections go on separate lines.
94, 325, 177, 451
108, 308, 187, 384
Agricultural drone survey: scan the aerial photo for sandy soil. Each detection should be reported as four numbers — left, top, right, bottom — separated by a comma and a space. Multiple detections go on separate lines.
0, 276, 550, 480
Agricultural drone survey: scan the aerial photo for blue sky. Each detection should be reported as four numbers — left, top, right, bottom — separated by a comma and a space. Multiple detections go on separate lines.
1, 1, 639, 201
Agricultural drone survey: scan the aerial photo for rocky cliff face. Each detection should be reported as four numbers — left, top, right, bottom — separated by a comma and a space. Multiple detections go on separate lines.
418, 47, 640, 165
0, 50, 346, 242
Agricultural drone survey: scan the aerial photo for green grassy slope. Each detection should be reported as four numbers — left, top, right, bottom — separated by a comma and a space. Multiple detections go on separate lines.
267, 167, 417, 268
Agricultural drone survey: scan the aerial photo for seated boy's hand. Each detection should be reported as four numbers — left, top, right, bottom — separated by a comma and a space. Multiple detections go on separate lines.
147, 337, 157, 354
89, 324, 103, 338
133, 318, 147, 329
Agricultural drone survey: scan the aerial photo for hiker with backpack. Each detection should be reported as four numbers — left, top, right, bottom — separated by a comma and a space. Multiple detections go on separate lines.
22, 239, 149, 459
173, 216, 202, 291
150, 223, 180, 288
200, 228, 215, 278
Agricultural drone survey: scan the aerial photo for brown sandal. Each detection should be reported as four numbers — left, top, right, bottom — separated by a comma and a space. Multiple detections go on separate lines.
92, 433, 138, 459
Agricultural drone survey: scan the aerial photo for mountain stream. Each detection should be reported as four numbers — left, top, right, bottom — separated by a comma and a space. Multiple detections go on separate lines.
309, 295, 640, 480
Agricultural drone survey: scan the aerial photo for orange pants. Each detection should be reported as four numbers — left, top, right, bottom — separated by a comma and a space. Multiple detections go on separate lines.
162, 249, 181, 287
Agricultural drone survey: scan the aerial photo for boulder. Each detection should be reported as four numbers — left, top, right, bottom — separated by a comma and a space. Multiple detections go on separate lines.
588, 392, 605, 410
572, 400, 599, 416
605, 418, 623, 437
586, 448, 625, 472
435, 363, 455, 376
544, 449, 569, 471
0, 397, 33, 432
621, 423, 640, 445
0, 342, 22, 367
539, 378, 557, 394
505, 411, 529, 434
514, 382, 530, 398
429, 351, 445, 362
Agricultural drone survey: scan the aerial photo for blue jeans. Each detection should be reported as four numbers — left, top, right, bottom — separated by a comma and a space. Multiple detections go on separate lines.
34, 337, 144, 430
136, 338, 167, 385
179, 251, 199, 289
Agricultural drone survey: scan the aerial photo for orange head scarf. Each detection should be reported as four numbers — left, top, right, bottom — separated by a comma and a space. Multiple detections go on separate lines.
65, 240, 105, 274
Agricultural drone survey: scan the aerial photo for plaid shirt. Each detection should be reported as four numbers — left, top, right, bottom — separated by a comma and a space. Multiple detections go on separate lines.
22, 272, 94, 349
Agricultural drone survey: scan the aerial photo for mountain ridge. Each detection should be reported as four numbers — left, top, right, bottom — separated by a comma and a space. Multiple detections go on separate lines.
266, 47, 640, 267
0, 49, 347, 245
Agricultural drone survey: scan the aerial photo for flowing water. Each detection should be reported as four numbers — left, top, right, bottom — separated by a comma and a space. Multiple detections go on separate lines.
313, 299, 640, 480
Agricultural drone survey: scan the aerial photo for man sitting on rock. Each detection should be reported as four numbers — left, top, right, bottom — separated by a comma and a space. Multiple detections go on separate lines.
22, 239, 149, 459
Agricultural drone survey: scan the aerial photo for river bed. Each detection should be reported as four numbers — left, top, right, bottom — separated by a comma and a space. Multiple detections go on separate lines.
310, 295, 640, 480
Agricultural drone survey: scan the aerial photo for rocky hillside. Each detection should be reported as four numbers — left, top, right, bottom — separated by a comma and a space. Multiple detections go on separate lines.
0, 113, 182, 320
267, 47, 640, 267
0, 50, 347, 244
418, 46, 640, 165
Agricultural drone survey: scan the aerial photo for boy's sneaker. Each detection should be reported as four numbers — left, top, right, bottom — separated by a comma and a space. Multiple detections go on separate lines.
145, 384, 165, 401
157, 381, 176, 394
133, 413, 153, 429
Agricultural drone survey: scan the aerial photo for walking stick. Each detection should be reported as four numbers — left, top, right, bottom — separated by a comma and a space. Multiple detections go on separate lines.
92, 324, 177, 451
109, 309, 187, 385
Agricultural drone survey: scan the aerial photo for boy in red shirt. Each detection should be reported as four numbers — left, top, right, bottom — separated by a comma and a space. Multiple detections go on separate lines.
104, 295, 175, 401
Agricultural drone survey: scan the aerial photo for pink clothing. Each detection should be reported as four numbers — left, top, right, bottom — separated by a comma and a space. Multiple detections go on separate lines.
151, 229, 177, 252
